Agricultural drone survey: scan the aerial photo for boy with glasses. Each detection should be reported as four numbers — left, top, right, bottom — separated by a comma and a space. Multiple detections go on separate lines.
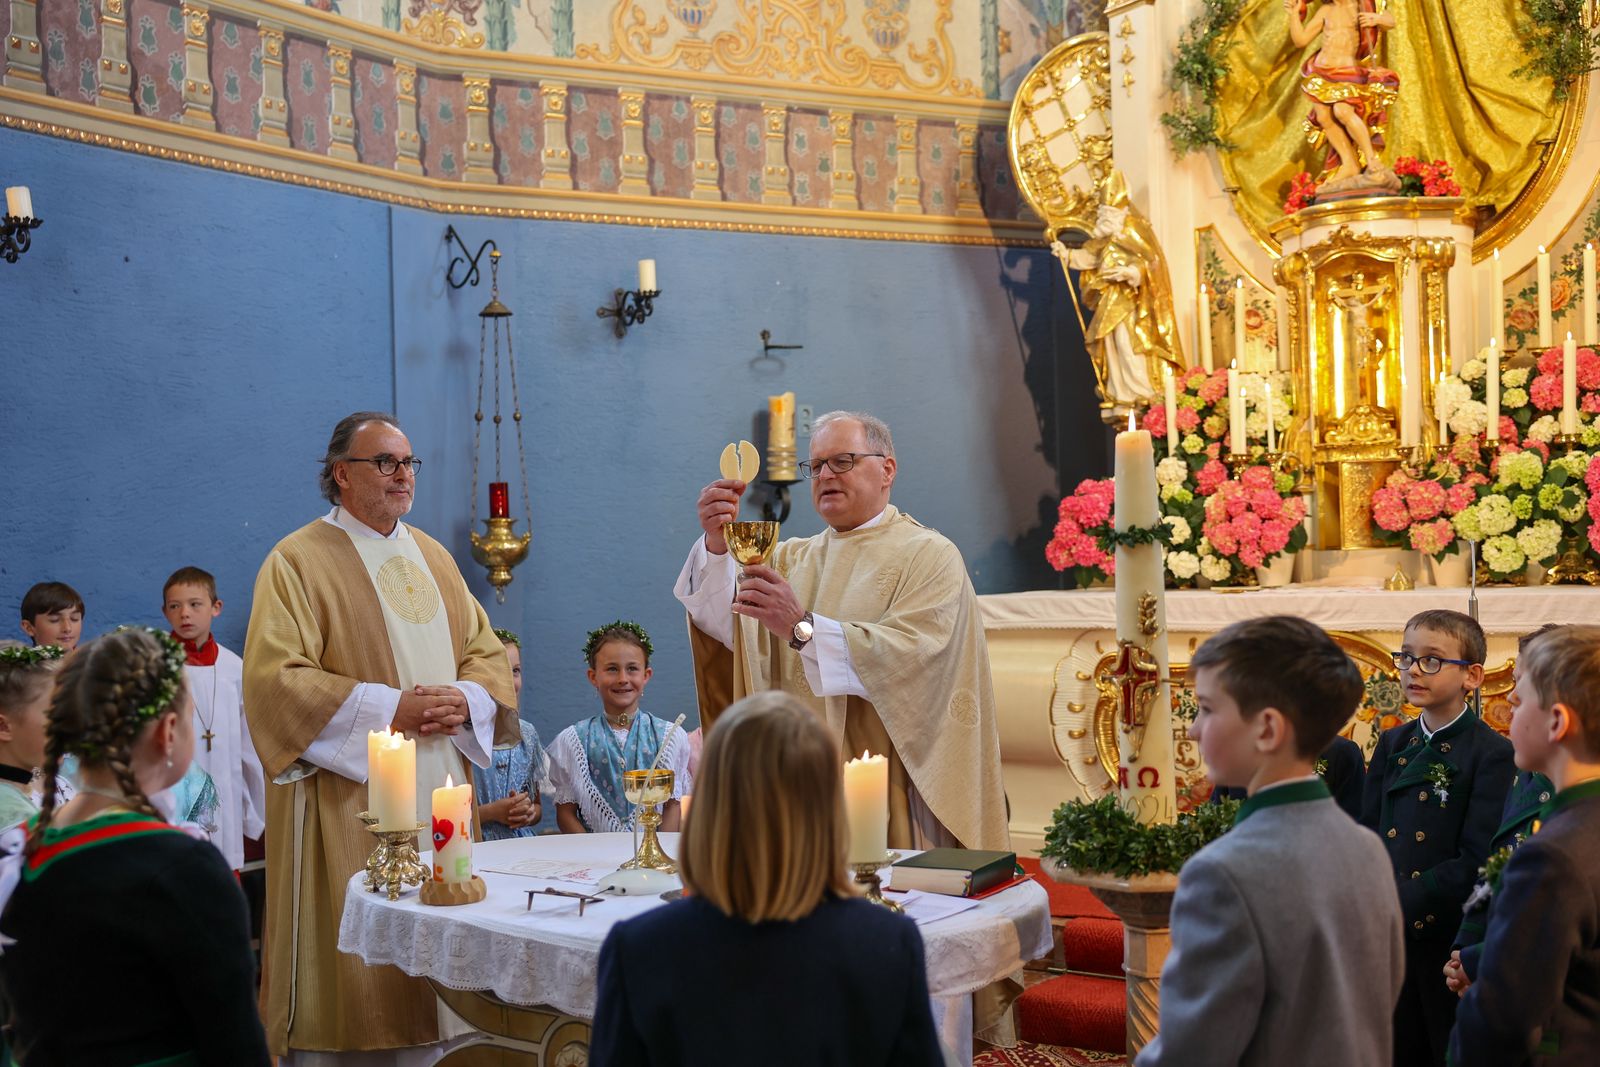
1361, 608, 1514, 1067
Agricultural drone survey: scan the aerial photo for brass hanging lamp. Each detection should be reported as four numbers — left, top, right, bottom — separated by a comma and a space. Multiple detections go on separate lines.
469, 250, 532, 602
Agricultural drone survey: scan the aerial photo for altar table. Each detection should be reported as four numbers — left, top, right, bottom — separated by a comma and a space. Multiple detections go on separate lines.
339, 833, 1052, 1065
983, 584, 1600, 854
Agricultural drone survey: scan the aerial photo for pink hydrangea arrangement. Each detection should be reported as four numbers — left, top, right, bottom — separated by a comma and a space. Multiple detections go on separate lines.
1201, 466, 1308, 578
1367, 450, 1484, 561
1045, 478, 1117, 587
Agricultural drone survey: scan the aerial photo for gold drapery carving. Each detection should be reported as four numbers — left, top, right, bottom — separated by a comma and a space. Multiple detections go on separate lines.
1213, 0, 1573, 256
575, 0, 979, 97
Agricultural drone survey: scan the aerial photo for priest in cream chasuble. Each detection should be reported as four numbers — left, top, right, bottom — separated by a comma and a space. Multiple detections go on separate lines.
677, 412, 1009, 853
243, 413, 516, 1062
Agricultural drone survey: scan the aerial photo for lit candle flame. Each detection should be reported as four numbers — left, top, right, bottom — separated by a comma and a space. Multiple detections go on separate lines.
1127, 411, 1135, 432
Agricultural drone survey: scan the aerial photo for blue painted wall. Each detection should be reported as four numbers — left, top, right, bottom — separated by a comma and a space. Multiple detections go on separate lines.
1, 126, 1101, 757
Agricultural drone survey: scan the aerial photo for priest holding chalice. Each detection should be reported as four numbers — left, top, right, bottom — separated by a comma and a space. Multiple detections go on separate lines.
674, 409, 1009, 855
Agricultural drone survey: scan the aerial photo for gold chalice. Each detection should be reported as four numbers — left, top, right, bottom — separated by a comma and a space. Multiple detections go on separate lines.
619, 768, 677, 874
724, 520, 780, 578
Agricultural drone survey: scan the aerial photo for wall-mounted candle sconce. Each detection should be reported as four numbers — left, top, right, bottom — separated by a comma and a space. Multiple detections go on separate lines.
597, 259, 661, 338
2, 186, 41, 264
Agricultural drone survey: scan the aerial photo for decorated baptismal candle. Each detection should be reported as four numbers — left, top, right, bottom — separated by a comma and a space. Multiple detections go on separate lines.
430, 774, 474, 883
842, 751, 888, 864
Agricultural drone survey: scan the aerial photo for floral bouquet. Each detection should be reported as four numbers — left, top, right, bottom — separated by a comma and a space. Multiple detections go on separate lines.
1045, 478, 1117, 588
1369, 440, 1486, 560
1199, 466, 1309, 583
1440, 344, 1600, 446
1451, 446, 1592, 578
1282, 156, 1461, 214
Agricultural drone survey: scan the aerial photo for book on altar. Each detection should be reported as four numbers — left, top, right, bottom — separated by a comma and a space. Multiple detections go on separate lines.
889, 849, 1018, 897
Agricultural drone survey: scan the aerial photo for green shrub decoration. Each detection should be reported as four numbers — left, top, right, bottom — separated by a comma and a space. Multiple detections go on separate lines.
1160, 0, 1244, 156
1041, 794, 1239, 878
1513, 0, 1600, 103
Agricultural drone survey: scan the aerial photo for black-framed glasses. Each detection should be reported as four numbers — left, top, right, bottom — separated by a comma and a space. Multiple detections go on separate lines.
346, 455, 422, 476
1391, 651, 1473, 675
798, 452, 887, 479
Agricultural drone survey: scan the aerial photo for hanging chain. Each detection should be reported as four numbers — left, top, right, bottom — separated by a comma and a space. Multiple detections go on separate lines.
504, 321, 532, 531
470, 295, 488, 531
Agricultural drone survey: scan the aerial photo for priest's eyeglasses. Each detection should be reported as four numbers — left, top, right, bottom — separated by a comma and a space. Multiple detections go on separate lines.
347, 455, 423, 476
1391, 651, 1473, 674
798, 452, 887, 478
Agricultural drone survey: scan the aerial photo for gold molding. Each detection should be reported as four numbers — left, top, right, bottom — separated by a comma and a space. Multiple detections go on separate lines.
1269, 196, 1474, 242
0, 96, 1043, 246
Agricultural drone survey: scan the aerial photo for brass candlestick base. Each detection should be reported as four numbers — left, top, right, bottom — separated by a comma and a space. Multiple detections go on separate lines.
420, 874, 488, 906
619, 768, 677, 874
357, 810, 382, 891
1553, 431, 1585, 451
1542, 537, 1600, 585
366, 823, 427, 901
1224, 453, 1255, 475
851, 851, 904, 912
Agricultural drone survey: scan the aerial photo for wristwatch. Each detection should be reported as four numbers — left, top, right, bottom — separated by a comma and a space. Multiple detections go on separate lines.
789, 611, 815, 652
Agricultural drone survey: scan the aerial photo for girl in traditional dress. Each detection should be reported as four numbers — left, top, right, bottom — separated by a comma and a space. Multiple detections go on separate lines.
0, 627, 269, 1065
0, 642, 64, 831
473, 628, 546, 839
546, 620, 691, 834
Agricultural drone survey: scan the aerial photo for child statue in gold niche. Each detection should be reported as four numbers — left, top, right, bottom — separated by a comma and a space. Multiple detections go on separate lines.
1285, 0, 1400, 193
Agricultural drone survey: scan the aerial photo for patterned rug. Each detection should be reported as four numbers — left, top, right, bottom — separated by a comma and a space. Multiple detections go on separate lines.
973, 1041, 1130, 1066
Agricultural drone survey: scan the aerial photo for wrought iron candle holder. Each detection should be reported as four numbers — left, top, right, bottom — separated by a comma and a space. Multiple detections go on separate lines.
1, 213, 40, 264
364, 820, 428, 901
597, 287, 661, 338
851, 851, 904, 912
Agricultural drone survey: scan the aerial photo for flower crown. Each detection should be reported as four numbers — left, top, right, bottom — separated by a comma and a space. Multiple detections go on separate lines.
583, 620, 653, 664
113, 626, 188, 725
0, 644, 66, 668
493, 627, 521, 648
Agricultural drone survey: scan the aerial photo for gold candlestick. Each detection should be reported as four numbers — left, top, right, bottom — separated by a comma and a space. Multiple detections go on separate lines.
851, 851, 903, 912
1225, 453, 1256, 476
357, 810, 383, 892
619, 768, 677, 874
365, 822, 427, 901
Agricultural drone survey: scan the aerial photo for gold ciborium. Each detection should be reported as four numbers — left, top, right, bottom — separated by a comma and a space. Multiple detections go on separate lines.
618, 768, 677, 874
470, 517, 532, 604
724, 520, 779, 577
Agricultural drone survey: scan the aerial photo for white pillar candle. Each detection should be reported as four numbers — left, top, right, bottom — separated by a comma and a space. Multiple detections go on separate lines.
372, 730, 417, 831
1563, 331, 1578, 434
1265, 381, 1277, 452
1486, 339, 1501, 442
842, 751, 888, 864
1538, 246, 1553, 348
1198, 283, 1214, 372
1111, 425, 1175, 826
4, 186, 31, 220
1584, 243, 1596, 346
637, 258, 657, 293
1228, 361, 1246, 455
1233, 279, 1247, 371
1490, 249, 1505, 350
1163, 366, 1178, 458
1274, 287, 1291, 372
1437, 373, 1450, 447
429, 774, 474, 884
367, 728, 388, 813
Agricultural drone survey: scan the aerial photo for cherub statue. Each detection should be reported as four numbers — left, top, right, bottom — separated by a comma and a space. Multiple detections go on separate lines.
1285, 0, 1400, 193
1054, 170, 1186, 421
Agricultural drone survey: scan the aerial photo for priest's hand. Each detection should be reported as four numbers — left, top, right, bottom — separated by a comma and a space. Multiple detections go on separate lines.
392, 685, 468, 738
731, 564, 805, 638
697, 479, 747, 555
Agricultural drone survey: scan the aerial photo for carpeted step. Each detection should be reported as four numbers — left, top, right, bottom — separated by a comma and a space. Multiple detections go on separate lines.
1059, 916, 1123, 978
1016, 973, 1128, 1055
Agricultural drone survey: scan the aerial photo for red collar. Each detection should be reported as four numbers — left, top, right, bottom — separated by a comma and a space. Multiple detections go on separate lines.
174, 632, 219, 666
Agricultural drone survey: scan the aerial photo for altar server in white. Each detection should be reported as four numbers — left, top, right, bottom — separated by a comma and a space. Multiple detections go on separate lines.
162, 566, 266, 870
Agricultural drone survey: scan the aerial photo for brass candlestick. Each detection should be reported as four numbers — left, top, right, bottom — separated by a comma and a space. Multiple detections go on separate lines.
365, 822, 428, 901
851, 851, 903, 912
619, 768, 677, 874
1553, 431, 1585, 451
1224, 453, 1255, 476
357, 810, 382, 892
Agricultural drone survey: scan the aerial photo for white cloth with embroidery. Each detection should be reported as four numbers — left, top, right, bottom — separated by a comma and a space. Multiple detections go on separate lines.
337, 834, 1051, 1057
544, 718, 691, 833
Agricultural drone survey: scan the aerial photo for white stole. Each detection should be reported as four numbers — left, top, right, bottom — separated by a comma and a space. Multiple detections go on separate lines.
343, 530, 465, 827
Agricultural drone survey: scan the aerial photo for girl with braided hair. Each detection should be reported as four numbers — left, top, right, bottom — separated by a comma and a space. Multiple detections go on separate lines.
0, 627, 269, 1066
0, 642, 64, 832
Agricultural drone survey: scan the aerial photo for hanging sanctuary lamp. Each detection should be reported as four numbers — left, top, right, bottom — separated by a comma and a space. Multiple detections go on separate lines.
469, 250, 533, 602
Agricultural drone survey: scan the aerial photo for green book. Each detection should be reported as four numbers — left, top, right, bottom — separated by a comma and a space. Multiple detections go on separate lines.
889, 848, 1017, 897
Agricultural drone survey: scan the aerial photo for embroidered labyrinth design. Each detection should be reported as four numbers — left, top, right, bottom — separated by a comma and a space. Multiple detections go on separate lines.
375, 556, 441, 624
948, 688, 979, 727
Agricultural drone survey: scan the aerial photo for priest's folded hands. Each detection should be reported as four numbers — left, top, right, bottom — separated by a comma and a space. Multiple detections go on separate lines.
392, 683, 469, 737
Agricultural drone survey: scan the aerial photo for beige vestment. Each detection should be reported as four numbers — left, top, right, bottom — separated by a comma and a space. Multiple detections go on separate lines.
690, 507, 1009, 852
243, 520, 515, 1055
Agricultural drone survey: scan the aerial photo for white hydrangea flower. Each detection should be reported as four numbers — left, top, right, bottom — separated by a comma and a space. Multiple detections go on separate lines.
1166, 550, 1200, 579
1200, 555, 1234, 582
1516, 519, 1563, 563
1502, 387, 1529, 409
1182, 433, 1205, 454
1197, 537, 1214, 556
1476, 494, 1517, 536
1460, 360, 1486, 382
1156, 456, 1189, 486
1502, 367, 1530, 389
1162, 514, 1193, 545
1245, 410, 1268, 437
1526, 415, 1559, 443
1436, 377, 1473, 419
1448, 400, 1490, 436
1482, 534, 1526, 575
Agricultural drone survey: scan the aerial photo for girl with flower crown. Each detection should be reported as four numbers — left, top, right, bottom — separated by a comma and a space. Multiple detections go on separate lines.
547, 621, 692, 834
0, 642, 64, 831
0, 627, 269, 1065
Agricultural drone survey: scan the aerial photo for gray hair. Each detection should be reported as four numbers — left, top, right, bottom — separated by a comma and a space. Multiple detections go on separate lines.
319, 411, 400, 504
812, 410, 895, 458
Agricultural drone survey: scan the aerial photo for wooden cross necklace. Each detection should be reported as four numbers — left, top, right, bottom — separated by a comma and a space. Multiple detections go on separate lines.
196, 656, 219, 753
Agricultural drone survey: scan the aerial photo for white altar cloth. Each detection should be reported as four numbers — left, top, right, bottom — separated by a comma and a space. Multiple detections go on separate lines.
338, 833, 1052, 1058
980, 585, 1600, 635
